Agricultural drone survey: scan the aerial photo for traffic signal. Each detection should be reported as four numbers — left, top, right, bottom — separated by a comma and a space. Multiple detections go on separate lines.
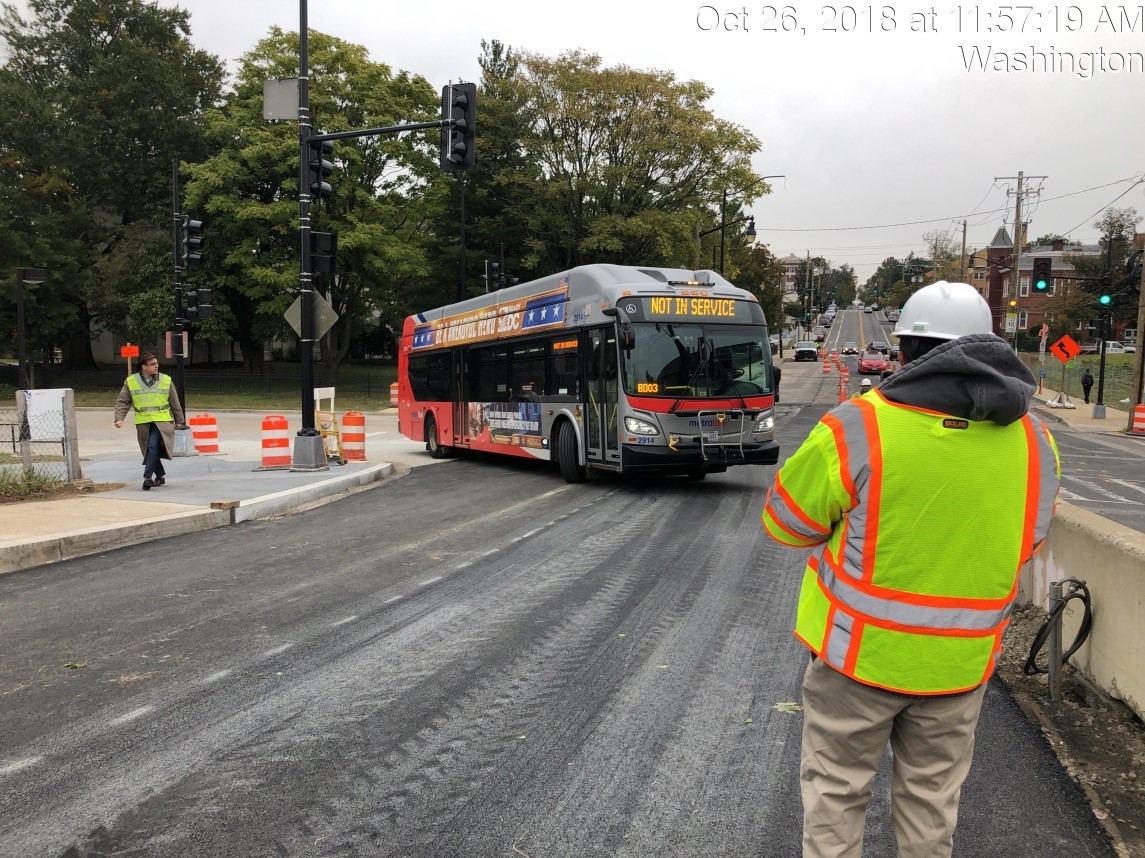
307, 138, 334, 199
487, 260, 503, 290
185, 285, 212, 319
1098, 275, 1113, 305
1032, 257, 1052, 291
312, 231, 336, 274
181, 217, 204, 266
439, 82, 476, 171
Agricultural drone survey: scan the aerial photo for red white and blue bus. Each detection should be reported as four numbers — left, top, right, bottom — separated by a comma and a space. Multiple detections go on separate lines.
397, 263, 779, 482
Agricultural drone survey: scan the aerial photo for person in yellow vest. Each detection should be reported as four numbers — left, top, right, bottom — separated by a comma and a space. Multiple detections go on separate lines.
113, 352, 187, 490
762, 281, 1060, 857
849, 378, 873, 399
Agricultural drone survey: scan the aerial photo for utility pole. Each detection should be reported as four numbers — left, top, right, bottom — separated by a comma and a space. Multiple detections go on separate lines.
993, 171, 1047, 351
1129, 252, 1145, 431
960, 220, 968, 282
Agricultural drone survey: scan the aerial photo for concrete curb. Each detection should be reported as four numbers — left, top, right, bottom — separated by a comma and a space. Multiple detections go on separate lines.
0, 508, 232, 576
232, 463, 393, 523
0, 463, 395, 576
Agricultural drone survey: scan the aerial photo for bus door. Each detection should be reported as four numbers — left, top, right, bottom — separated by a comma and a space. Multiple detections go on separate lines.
585, 328, 621, 465
452, 349, 468, 445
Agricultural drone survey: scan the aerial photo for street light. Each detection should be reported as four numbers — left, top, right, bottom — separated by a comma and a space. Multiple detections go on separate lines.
710, 174, 784, 274
699, 216, 756, 271
14, 267, 48, 390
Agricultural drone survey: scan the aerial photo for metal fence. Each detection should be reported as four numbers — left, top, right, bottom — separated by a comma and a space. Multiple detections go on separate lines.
0, 406, 75, 483
1023, 356, 1138, 406
0, 365, 396, 398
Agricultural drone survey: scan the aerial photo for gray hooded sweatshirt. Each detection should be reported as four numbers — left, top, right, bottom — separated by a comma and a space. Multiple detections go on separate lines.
877, 333, 1035, 426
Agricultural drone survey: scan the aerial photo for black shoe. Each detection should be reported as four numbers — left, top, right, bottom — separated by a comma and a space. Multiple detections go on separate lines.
154, 476, 166, 486
142, 478, 154, 491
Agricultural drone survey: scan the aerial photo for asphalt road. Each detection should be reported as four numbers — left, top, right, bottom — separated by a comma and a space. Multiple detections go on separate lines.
0, 396, 1115, 856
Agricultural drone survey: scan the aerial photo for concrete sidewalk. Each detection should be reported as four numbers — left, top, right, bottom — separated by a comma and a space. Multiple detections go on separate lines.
0, 409, 432, 577
1032, 384, 1145, 435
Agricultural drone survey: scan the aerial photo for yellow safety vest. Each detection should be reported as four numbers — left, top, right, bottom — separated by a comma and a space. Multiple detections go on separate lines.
126, 373, 174, 425
762, 389, 1060, 695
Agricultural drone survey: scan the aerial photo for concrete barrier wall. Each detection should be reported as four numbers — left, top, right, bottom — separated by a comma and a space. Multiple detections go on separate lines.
1019, 502, 1145, 721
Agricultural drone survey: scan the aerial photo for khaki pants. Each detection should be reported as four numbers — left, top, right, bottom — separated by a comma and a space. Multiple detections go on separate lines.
800, 656, 987, 858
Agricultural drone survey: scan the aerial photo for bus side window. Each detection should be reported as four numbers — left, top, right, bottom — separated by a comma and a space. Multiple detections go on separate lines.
469, 345, 509, 401
549, 335, 579, 399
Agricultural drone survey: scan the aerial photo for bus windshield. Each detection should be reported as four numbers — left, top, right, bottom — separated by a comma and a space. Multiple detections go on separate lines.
621, 322, 772, 398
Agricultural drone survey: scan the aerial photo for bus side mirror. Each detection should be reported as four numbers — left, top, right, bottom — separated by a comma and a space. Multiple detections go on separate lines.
619, 324, 635, 350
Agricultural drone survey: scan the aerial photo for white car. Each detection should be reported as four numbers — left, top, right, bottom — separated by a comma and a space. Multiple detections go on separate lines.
1103, 341, 1135, 354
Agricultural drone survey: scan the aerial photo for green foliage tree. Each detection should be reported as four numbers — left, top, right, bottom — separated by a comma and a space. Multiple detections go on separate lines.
0, 0, 223, 368
728, 244, 785, 334
182, 27, 442, 375
487, 49, 762, 274
1057, 207, 1141, 329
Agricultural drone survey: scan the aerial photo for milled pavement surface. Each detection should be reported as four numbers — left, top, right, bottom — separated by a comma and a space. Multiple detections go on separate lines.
0, 407, 436, 576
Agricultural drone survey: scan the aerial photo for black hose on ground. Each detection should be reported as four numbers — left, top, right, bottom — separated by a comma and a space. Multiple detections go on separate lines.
1023, 577, 1093, 676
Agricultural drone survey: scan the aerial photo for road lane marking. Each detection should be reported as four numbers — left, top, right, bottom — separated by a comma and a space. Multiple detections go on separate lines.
0, 757, 41, 776
1069, 478, 1138, 503
1109, 479, 1145, 498
110, 706, 154, 726
331, 615, 359, 627
416, 576, 443, 588
202, 670, 232, 685
262, 643, 293, 657
384, 595, 404, 605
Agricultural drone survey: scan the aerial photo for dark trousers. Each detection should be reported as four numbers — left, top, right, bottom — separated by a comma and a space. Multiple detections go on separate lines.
143, 424, 167, 479
1082, 384, 1093, 403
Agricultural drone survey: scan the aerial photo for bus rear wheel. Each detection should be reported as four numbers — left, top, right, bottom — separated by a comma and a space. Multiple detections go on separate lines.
556, 422, 586, 483
425, 415, 452, 459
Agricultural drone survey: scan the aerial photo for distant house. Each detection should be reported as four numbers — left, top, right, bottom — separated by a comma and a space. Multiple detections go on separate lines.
966, 228, 1103, 341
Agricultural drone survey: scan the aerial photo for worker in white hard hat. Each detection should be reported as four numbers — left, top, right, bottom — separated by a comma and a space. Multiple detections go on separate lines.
850, 378, 873, 399
763, 281, 1061, 857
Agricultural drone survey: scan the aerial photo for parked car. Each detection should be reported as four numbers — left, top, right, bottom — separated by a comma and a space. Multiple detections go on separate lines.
841, 341, 860, 355
858, 351, 890, 374
867, 341, 890, 354
794, 341, 820, 361
1081, 340, 1136, 355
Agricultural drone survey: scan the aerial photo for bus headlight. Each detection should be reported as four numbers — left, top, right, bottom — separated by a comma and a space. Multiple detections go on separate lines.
753, 413, 774, 434
624, 417, 660, 436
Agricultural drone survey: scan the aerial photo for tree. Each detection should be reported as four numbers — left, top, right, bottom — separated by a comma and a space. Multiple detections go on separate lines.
729, 244, 785, 333
492, 49, 762, 273
183, 27, 442, 375
1057, 207, 1142, 328
0, 0, 223, 368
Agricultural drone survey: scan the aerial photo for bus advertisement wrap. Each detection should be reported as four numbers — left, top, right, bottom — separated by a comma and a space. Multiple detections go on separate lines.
468, 402, 544, 450
412, 285, 569, 351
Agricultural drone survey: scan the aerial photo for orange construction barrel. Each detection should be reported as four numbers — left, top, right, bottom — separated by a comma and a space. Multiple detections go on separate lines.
1133, 405, 1145, 435
342, 411, 366, 461
390, 382, 399, 408
259, 415, 292, 469
189, 413, 219, 453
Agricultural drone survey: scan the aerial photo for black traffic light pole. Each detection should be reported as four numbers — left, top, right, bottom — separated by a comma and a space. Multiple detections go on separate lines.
295, 0, 472, 467
172, 158, 185, 408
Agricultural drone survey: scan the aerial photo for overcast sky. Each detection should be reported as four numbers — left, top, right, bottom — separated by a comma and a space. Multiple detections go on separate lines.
23, 1, 1145, 280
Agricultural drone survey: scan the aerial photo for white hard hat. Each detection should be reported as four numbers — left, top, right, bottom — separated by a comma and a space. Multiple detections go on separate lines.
892, 281, 993, 341
860, 379, 872, 388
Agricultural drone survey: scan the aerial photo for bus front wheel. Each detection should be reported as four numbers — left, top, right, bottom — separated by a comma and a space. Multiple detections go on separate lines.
556, 422, 586, 484
425, 415, 452, 459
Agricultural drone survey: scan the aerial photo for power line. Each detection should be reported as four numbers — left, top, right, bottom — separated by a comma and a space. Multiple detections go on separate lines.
758, 175, 1142, 233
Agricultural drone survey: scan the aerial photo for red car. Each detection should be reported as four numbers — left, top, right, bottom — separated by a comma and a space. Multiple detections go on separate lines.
857, 351, 889, 375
